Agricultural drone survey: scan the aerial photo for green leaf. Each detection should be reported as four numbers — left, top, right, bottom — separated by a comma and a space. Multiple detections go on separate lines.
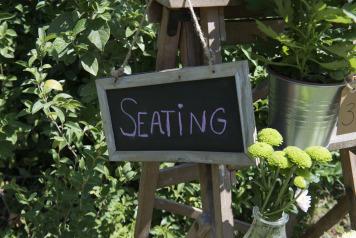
15, 193, 29, 205
53, 37, 70, 56
274, 0, 293, 23
73, 19, 87, 35
0, 47, 14, 58
343, 9, 356, 23
52, 106, 65, 123
94, 164, 110, 178
53, 93, 72, 101
22, 87, 38, 94
80, 53, 98, 76
99, 12, 111, 21
315, 60, 348, 70
323, 44, 354, 58
256, 20, 279, 39
137, 42, 145, 52
240, 46, 258, 67
87, 25, 110, 51
125, 27, 135, 37
0, 12, 15, 21
36, 1, 46, 10
79, 158, 85, 169
32, 100, 43, 114
319, 6, 353, 24
44, 79, 63, 91
0, 22, 7, 36
6, 29, 17, 37
48, 12, 78, 34
37, 28, 46, 45
349, 58, 356, 73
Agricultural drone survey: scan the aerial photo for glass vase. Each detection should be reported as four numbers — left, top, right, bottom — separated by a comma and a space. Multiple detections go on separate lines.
243, 207, 289, 238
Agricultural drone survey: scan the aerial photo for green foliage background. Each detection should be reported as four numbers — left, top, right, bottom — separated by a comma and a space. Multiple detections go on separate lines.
0, 0, 347, 237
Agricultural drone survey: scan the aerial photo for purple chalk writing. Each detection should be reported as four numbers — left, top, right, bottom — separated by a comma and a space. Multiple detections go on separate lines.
119, 98, 228, 138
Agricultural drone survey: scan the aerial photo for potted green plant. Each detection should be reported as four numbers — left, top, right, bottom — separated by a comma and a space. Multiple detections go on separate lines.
243, 128, 333, 238
254, 0, 355, 148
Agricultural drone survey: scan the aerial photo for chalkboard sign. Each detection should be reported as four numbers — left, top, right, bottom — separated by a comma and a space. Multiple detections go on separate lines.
96, 61, 256, 165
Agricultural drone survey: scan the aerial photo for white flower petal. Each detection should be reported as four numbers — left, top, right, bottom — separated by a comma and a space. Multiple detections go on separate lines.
340, 230, 356, 238
295, 189, 311, 213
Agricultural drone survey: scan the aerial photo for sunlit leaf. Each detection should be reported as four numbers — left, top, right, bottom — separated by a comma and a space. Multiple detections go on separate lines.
44, 79, 63, 91
88, 24, 110, 51
81, 53, 98, 76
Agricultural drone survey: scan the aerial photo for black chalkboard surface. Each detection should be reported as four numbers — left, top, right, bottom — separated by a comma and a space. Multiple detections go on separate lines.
106, 77, 243, 152
96, 61, 255, 165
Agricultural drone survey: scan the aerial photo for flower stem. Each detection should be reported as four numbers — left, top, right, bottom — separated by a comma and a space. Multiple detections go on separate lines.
261, 168, 280, 213
266, 189, 304, 217
274, 166, 296, 208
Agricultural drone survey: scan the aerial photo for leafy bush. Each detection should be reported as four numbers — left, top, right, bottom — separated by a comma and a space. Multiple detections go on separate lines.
0, 1, 156, 237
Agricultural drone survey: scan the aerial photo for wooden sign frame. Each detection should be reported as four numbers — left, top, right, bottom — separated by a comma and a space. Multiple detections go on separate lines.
96, 61, 256, 165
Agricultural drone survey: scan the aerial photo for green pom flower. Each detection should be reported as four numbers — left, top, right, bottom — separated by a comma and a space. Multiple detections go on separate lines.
257, 128, 283, 147
248, 142, 274, 160
305, 146, 332, 164
284, 146, 312, 169
294, 176, 308, 189
267, 151, 291, 169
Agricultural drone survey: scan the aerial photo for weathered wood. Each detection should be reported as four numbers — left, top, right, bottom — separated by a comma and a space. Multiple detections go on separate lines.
148, 1, 162, 23
179, 21, 203, 66
186, 215, 211, 238
154, 198, 251, 234
235, 63, 256, 151
200, 7, 234, 238
198, 164, 216, 237
157, 163, 199, 188
134, 162, 160, 238
97, 61, 248, 89
200, 8, 223, 64
156, 7, 181, 70
218, 8, 226, 42
107, 151, 252, 165
148, 2, 276, 23
301, 195, 349, 238
154, 197, 202, 219
340, 148, 356, 229
211, 165, 234, 238
179, 18, 235, 237
134, 7, 181, 237
224, 6, 275, 19
225, 20, 284, 45
156, 0, 240, 8
328, 132, 356, 151
179, 20, 216, 238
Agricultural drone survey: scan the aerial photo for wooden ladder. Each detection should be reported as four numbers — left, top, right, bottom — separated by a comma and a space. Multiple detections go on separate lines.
134, 5, 237, 238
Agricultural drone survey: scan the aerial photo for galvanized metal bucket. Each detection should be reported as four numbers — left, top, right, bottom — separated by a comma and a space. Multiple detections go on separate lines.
268, 69, 345, 149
